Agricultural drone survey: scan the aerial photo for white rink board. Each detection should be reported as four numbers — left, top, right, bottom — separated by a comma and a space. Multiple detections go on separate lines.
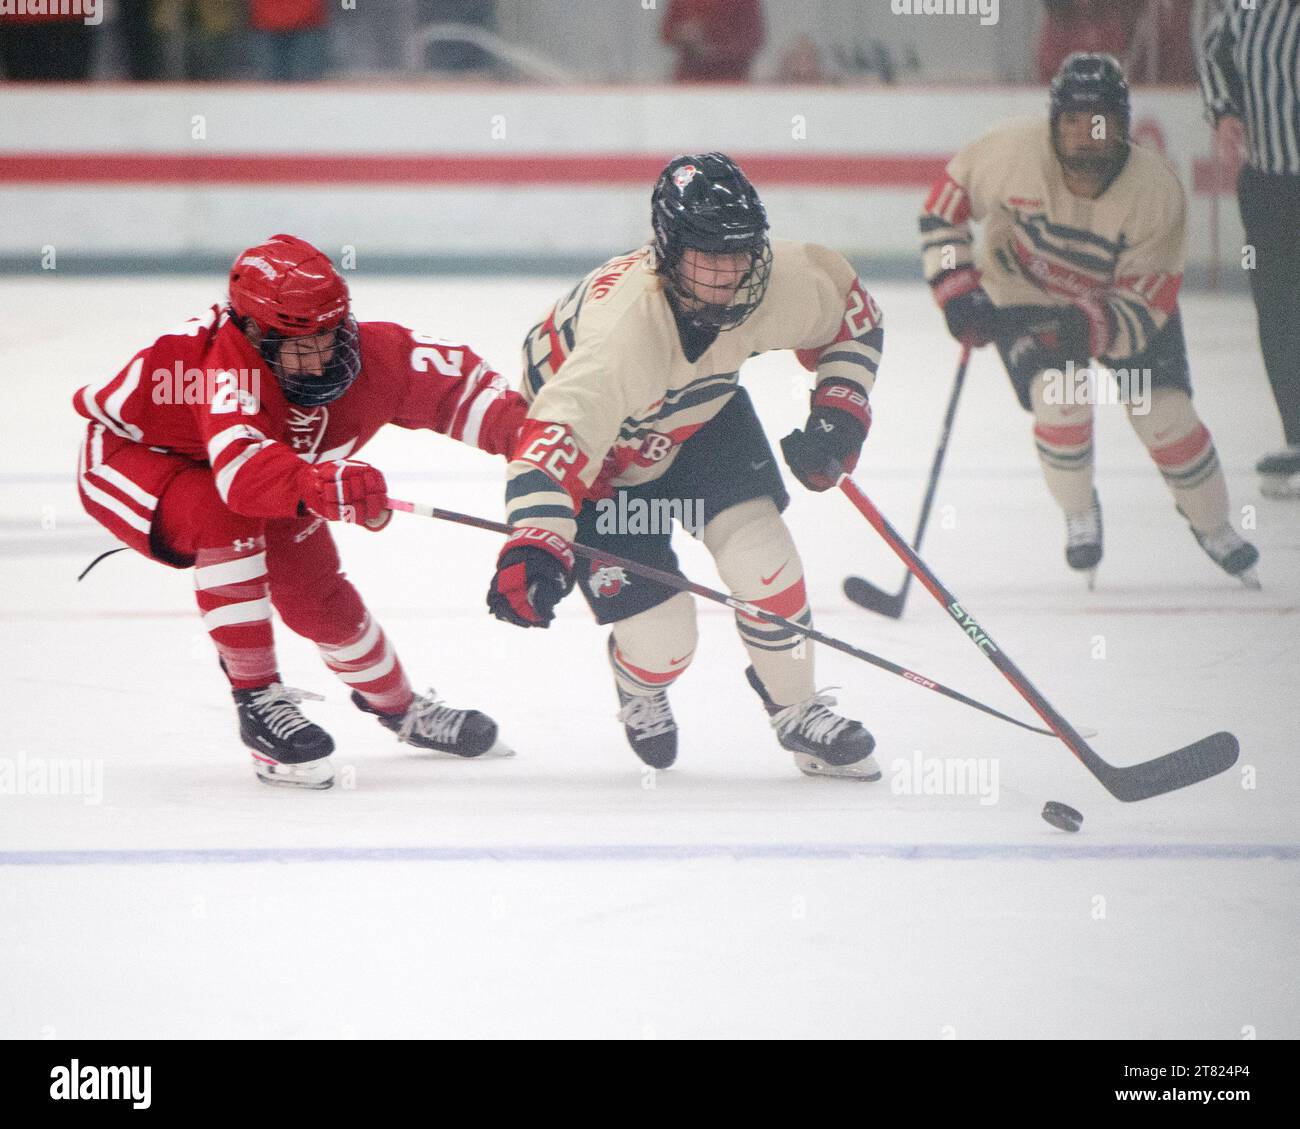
0, 86, 1243, 268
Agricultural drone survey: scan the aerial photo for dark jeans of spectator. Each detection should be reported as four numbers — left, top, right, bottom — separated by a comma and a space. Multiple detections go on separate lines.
0, 21, 92, 80
1239, 165, 1300, 447
256, 29, 330, 81
119, 0, 164, 80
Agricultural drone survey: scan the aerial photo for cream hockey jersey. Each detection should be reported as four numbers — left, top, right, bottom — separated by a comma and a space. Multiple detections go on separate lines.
921, 120, 1185, 362
505, 239, 884, 543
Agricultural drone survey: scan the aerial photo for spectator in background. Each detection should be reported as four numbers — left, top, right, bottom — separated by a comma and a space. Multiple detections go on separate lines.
774, 35, 826, 85
662, 0, 765, 83
1126, 1, 1198, 85
153, 0, 243, 80
1036, 1, 1131, 83
251, 0, 331, 81
119, 0, 165, 81
0, 5, 93, 80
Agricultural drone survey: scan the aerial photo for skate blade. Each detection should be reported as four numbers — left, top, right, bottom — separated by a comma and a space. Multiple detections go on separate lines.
417, 738, 516, 759
253, 756, 335, 790
1085, 567, 1098, 591
795, 750, 882, 781
1237, 568, 1262, 591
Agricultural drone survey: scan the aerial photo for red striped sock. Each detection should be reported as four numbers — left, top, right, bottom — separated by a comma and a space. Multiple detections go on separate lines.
317, 614, 412, 715
194, 538, 277, 689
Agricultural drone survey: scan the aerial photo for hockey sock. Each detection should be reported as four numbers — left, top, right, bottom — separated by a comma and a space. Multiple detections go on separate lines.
316, 613, 413, 716
609, 591, 697, 697
194, 537, 278, 690
1030, 373, 1095, 514
704, 497, 814, 708
1130, 389, 1229, 533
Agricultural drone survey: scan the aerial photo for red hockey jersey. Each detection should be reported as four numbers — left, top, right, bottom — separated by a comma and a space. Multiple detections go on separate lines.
74, 304, 524, 541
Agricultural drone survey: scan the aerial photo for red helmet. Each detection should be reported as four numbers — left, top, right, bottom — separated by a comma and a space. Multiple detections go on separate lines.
228, 234, 349, 335
228, 235, 360, 407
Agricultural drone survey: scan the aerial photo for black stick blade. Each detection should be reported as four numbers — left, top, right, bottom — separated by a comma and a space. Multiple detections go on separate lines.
1099, 731, 1240, 803
843, 575, 905, 619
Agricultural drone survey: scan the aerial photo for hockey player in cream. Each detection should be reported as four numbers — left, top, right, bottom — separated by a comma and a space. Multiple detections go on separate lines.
487, 153, 884, 778
922, 53, 1259, 588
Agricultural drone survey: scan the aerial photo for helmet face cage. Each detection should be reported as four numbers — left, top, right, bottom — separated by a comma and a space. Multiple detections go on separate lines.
1050, 53, 1130, 179
651, 153, 772, 332
257, 316, 362, 407
657, 235, 773, 332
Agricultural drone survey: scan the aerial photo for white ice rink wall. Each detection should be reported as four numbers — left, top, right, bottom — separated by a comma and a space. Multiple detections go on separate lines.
0, 85, 1241, 280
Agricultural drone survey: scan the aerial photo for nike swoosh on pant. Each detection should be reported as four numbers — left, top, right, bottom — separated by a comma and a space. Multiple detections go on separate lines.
761, 562, 788, 586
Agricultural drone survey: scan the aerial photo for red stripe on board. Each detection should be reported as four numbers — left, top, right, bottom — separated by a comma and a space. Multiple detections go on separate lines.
0, 153, 950, 187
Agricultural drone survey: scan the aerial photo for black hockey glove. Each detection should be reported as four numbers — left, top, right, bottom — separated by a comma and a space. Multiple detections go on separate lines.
932, 267, 998, 348
487, 527, 576, 628
999, 305, 1094, 374
781, 380, 872, 493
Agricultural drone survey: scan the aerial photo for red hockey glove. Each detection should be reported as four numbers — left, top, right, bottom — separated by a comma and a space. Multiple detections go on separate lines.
932, 267, 997, 348
780, 380, 872, 492
299, 459, 390, 528
487, 527, 576, 628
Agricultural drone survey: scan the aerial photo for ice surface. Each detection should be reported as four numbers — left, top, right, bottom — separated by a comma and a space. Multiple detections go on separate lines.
1, 276, 1296, 1038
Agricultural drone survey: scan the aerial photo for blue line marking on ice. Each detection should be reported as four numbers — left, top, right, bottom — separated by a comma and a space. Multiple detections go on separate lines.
1, 843, 1297, 866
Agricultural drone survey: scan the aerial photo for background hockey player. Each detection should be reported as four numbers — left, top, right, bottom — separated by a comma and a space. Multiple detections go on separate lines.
486, 153, 883, 779
75, 234, 525, 788
921, 52, 1259, 587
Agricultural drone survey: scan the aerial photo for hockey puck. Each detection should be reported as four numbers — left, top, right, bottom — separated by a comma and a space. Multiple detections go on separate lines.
1041, 801, 1083, 833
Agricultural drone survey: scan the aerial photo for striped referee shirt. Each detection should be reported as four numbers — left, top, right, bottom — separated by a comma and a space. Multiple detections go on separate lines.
1200, 0, 1300, 175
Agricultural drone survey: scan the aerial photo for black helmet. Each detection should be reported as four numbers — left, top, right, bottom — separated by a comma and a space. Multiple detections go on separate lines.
1050, 53, 1130, 179
651, 152, 772, 332
1051, 52, 1130, 131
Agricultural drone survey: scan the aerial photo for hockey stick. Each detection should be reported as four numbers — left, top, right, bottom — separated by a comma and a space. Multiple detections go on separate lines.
387, 496, 1062, 738
843, 345, 970, 618
837, 477, 1240, 801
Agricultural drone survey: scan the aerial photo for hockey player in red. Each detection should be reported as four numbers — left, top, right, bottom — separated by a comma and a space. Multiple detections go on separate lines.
74, 234, 526, 788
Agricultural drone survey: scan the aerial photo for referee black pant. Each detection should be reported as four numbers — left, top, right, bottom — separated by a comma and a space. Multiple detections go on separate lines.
1239, 166, 1300, 447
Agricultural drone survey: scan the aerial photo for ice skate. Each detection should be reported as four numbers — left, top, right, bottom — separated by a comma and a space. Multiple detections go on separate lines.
1191, 522, 1261, 590
352, 688, 512, 757
1064, 490, 1103, 589
234, 683, 335, 790
609, 636, 678, 769
1257, 445, 1300, 500
745, 666, 880, 780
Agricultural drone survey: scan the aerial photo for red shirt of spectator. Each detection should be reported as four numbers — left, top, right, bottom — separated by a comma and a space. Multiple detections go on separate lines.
250, 0, 328, 32
1036, 1, 1132, 83
662, 0, 766, 83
